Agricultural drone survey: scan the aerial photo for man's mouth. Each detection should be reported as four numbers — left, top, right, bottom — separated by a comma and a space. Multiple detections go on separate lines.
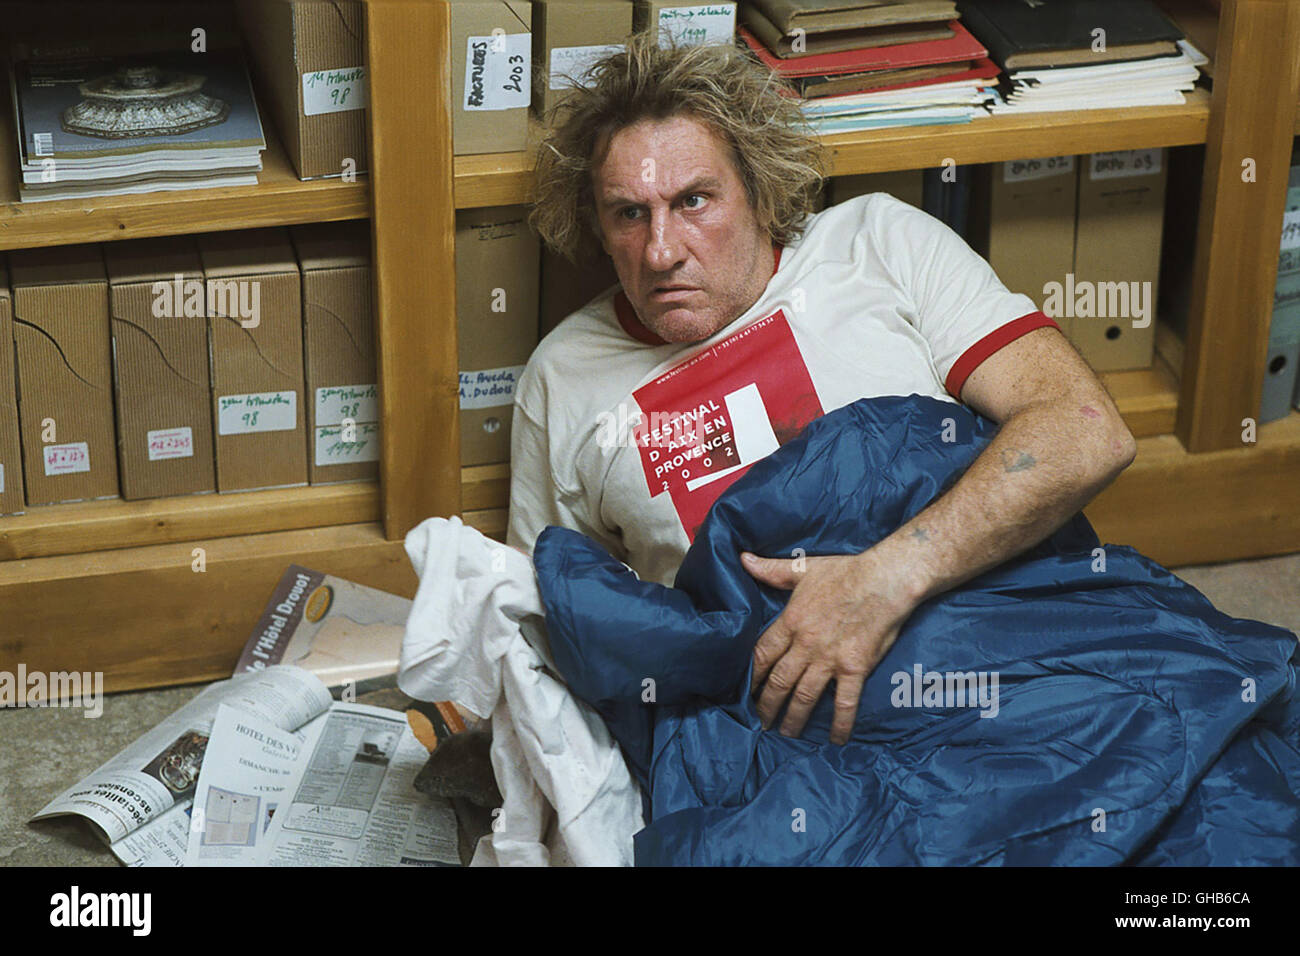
650, 285, 699, 300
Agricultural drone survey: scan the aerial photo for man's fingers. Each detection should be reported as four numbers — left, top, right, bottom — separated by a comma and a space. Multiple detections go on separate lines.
750, 616, 793, 694
778, 666, 833, 739
829, 672, 867, 745
741, 552, 800, 590
756, 649, 807, 729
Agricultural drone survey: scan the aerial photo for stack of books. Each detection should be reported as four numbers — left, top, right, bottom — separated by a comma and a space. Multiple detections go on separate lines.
9, 36, 266, 202
956, 0, 1205, 114
737, 0, 1002, 133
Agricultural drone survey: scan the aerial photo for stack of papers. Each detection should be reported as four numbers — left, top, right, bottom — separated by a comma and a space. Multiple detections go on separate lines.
987, 40, 1207, 114
802, 75, 1000, 132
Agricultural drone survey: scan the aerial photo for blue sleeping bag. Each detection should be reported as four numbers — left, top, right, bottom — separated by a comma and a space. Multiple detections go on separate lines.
533, 395, 1300, 865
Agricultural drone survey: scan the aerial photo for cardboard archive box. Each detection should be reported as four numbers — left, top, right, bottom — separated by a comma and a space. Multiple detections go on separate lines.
0, 260, 23, 515
539, 248, 620, 338
457, 206, 540, 465
827, 170, 925, 209
532, 0, 633, 122
236, 0, 368, 180
197, 228, 309, 492
634, 1, 736, 46
104, 237, 218, 499
290, 220, 380, 483
1070, 148, 1167, 371
968, 156, 1078, 338
9, 244, 119, 505
449, 0, 533, 155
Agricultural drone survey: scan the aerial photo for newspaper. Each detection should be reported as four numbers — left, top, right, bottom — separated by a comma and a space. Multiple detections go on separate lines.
186, 704, 327, 866
111, 800, 193, 867
258, 702, 461, 866
30, 665, 334, 862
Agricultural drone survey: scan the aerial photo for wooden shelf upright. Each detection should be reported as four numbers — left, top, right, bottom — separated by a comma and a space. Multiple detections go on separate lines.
0, 0, 1297, 696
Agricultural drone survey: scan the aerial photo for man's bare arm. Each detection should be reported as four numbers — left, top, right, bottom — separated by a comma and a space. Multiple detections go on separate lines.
872, 326, 1137, 608
744, 325, 1138, 743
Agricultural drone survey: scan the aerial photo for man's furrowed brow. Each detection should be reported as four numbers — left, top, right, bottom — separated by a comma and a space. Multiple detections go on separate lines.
601, 176, 725, 209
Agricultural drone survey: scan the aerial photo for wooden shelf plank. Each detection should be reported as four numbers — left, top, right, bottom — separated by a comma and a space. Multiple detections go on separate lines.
1085, 408, 1300, 567
0, 482, 378, 562
1099, 362, 1181, 439
455, 91, 1213, 209
462, 463, 510, 511
821, 89, 1212, 175
463, 506, 508, 540
0, 522, 415, 695
0, 91, 370, 250
455, 149, 537, 210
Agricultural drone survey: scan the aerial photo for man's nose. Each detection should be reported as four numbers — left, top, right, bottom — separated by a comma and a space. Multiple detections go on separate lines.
644, 207, 685, 272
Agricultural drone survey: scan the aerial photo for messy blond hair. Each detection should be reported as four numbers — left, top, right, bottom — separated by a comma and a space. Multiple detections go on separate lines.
529, 30, 825, 264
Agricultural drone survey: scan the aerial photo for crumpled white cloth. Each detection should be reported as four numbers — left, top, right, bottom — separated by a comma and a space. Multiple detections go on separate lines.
398, 515, 644, 866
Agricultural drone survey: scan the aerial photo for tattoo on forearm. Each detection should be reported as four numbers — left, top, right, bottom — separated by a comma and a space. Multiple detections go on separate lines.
910, 527, 930, 542
1001, 449, 1036, 472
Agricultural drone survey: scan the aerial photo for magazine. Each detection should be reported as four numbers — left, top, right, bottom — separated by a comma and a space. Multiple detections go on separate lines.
234, 565, 411, 693
9, 35, 265, 200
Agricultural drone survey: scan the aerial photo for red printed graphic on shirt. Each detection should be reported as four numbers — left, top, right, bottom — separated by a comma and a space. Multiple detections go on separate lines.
631, 309, 823, 540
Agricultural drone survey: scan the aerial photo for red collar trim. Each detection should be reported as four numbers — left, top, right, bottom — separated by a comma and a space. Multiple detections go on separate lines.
614, 243, 784, 345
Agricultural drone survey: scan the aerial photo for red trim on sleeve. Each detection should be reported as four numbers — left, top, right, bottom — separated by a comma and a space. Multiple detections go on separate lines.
614, 244, 784, 344
944, 310, 1061, 400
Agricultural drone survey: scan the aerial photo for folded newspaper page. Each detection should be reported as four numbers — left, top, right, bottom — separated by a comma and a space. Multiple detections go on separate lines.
30, 665, 333, 861
111, 800, 193, 867
186, 703, 327, 866
258, 702, 461, 866
233, 565, 410, 691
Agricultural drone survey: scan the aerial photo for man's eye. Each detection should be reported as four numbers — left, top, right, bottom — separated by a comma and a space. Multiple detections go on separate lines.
683, 194, 706, 209
619, 207, 642, 221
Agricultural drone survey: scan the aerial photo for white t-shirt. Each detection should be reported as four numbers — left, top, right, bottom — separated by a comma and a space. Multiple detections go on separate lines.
507, 192, 1057, 586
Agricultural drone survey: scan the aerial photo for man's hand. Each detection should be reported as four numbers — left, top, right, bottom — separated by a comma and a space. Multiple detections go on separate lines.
742, 549, 919, 745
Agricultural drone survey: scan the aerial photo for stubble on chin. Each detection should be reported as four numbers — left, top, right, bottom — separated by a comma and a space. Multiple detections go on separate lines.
645, 307, 729, 344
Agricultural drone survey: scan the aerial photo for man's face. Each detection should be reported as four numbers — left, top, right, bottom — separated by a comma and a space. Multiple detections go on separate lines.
592, 115, 772, 343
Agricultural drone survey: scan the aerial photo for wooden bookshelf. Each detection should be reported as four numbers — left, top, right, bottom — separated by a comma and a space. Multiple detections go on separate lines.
0, 96, 369, 250
0, 522, 415, 695
821, 90, 1213, 176
455, 92, 1214, 210
1085, 409, 1300, 567
0, 483, 378, 561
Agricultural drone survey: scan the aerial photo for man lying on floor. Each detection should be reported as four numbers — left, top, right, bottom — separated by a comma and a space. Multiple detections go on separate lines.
510, 31, 1136, 747
399, 33, 1300, 866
